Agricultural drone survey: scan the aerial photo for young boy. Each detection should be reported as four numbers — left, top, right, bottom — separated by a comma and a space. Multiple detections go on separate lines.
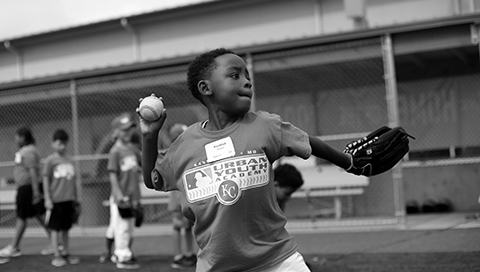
138, 48, 356, 272
167, 123, 197, 269
105, 112, 142, 269
273, 163, 304, 212
42, 129, 81, 267
0, 127, 51, 260
99, 130, 143, 264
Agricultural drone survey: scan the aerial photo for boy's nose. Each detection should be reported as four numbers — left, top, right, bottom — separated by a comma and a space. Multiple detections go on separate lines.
244, 80, 252, 89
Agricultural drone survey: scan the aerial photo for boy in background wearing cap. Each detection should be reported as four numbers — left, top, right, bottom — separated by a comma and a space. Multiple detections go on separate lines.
102, 113, 142, 269
167, 124, 197, 269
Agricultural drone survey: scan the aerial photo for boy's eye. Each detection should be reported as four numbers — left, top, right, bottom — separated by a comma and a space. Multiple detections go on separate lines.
230, 73, 239, 79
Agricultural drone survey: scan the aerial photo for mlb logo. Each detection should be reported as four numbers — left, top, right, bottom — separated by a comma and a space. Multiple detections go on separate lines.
185, 169, 213, 190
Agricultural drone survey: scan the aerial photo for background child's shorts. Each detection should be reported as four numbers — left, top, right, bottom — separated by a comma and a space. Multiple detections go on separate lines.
47, 201, 75, 231
16, 184, 45, 219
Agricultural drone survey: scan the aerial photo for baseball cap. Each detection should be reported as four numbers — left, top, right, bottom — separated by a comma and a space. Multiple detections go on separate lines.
111, 112, 136, 131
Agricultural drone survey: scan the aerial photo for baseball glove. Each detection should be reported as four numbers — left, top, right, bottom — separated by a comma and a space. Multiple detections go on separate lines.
117, 199, 135, 219
344, 126, 415, 176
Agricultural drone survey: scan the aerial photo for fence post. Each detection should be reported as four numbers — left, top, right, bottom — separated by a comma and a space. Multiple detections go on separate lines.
70, 79, 84, 232
382, 34, 406, 222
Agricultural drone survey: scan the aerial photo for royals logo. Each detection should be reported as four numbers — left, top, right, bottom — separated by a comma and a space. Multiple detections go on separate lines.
183, 154, 270, 205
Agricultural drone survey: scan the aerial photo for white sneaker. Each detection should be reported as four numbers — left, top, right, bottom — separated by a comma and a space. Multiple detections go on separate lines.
0, 258, 10, 264
0, 245, 21, 258
116, 257, 140, 269
40, 245, 55, 255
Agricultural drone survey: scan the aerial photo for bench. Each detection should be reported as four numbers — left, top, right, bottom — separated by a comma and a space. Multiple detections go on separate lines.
0, 188, 17, 224
277, 156, 369, 220
0, 189, 16, 210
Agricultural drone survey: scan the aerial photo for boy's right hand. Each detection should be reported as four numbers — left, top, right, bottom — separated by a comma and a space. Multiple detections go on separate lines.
44, 198, 53, 210
136, 94, 167, 136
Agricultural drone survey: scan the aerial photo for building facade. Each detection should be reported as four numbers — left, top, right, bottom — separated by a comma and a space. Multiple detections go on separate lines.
0, 0, 479, 229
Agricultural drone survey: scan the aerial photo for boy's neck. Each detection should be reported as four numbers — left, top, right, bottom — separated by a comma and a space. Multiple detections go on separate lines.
205, 113, 241, 131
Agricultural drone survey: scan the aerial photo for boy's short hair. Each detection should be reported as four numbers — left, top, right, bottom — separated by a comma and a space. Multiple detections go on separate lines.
53, 129, 69, 142
274, 163, 304, 190
187, 48, 236, 104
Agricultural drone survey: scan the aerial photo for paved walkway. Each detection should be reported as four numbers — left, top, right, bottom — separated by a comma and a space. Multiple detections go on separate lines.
1, 212, 478, 254
0, 212, 479, 271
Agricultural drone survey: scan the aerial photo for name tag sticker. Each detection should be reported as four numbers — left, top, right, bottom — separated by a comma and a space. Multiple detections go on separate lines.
205, 137, 235, 163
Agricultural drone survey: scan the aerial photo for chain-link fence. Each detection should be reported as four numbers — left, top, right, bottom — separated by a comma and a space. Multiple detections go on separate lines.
396, 45, 480, 213
1, 35, 479, 232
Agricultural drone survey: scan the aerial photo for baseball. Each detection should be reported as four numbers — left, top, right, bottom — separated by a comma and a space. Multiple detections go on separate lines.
138, 95, 164, 121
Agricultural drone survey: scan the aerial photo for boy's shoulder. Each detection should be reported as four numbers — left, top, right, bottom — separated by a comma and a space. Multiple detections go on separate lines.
108, 141, 122, 153
245, 110, 282, 124
44, 153, 72, 163
19, 144, 39, 155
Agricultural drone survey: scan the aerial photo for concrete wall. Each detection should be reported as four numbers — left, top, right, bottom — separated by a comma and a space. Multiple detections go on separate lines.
0, 0, 467, 84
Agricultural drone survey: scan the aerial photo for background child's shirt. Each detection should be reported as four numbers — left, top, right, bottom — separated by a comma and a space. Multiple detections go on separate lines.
43, 153, 77, 203
14, 144, 41, 188
108, 141, 141, 202
154, 111, 312, 272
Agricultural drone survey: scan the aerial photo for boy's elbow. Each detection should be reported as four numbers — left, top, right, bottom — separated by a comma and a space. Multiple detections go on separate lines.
143, 170, 166, 191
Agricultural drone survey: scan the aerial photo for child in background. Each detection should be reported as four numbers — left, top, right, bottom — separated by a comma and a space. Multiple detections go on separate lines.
139, 48, 356, 272
0, 127, 51, 260
105, 112, 142, 269
167, 123, 197, 269
273, 163, 304, 211
42, 129, 81, 267
99, 127, 143, 264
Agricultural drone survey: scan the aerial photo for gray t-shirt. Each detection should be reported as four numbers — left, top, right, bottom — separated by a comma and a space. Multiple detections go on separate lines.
154, 111, 312, 272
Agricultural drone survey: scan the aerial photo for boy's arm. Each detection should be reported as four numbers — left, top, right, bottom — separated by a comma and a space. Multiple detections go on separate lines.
137, 96, 167, 190
109, 171, 124, 202
42, 176, 53, 210
30, 168, 41, 204
142, 134, 163, 189
309, 136, 351, 170
75, 173, 82, 203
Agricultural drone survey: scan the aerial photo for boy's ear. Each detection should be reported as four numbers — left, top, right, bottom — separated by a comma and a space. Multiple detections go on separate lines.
198, 80, 212, 96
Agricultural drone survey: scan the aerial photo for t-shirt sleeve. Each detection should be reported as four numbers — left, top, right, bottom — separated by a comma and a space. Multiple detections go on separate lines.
42, 156, 53, 177
279, 120, 312, 159
21, 149, 39, 168
260, 111, 311, 160
154, 148, 176, 191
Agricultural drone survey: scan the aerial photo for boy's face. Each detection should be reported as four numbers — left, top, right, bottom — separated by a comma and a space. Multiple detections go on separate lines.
52, 139, 68, 155
274, 182, 297, 204
207, 54, 253, 116
14, 134, 24, 148
118, 125, 136, 143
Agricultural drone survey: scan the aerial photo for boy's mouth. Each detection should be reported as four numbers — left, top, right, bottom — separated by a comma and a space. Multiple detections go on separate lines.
239, 90, 253, 99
